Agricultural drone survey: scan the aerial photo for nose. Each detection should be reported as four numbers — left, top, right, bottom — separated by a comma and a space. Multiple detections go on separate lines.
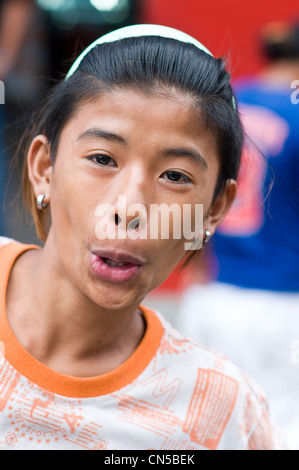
112, 165, 150, 236
115, 212, 140, 230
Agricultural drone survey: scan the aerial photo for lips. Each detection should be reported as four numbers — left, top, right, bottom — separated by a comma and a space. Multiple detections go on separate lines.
89, 249, 145, 283
92, 249, 145, 266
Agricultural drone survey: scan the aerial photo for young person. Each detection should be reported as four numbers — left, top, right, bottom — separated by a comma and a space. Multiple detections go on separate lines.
0, 25, 284, 450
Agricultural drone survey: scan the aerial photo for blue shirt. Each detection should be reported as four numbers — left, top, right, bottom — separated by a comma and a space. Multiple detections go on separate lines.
214, 78, 299, 292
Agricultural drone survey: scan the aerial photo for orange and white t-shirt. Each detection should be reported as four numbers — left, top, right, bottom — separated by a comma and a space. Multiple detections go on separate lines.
0, 241, 284, 450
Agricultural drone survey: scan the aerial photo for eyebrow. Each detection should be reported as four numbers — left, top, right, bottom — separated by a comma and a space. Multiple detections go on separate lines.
76, 127, 208, 170
160, 147, 208, 171
76, 128, 128, 146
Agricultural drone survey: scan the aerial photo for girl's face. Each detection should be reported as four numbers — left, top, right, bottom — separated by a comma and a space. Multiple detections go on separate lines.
31, 87, 234, 310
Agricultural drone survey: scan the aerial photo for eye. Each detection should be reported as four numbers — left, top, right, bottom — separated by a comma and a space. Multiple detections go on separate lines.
162, 170, 191, 184
87, 154, 116, 166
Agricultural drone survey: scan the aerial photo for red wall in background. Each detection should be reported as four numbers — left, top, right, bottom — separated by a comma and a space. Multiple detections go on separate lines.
140, 0, 299, 79
140, 0, 299, 293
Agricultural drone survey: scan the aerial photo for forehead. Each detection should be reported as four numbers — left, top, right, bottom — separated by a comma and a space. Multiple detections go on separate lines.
70, 87, 200, 130
65, 88, 206, 135
60, 87, 219, 165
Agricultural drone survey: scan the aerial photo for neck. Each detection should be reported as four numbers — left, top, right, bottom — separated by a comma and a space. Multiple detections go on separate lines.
6, 239, 146, 377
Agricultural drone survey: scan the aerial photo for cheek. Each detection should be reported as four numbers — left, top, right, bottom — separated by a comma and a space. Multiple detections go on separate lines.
49, 163, 94, 239
146, 240, 185, 292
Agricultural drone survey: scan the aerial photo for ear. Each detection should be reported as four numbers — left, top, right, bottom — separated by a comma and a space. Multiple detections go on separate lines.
27, 135, 52, 204
204, 179, 237, 237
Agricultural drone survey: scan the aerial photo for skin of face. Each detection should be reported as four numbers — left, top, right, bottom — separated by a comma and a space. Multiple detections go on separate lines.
6, 87, 236, 375
33, 88, 235, 306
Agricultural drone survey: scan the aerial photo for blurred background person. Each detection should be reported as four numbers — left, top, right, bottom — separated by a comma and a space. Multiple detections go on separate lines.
0, 0, 38, 235
177, 20, 299, 449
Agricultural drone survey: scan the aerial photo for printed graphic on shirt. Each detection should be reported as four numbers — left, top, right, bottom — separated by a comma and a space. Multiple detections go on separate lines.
0, 345, 283, 450
0, 376, 111, 450
248, 410, 278, 451
0, 362, 20, 413
159, 437, 198, 450
2, 382, 80, 447
183, 369, 238, 450
116, 393, 182, 439
140, 369, 183, 409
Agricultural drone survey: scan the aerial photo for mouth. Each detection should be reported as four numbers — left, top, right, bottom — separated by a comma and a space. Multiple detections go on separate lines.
89, 249, 145, 283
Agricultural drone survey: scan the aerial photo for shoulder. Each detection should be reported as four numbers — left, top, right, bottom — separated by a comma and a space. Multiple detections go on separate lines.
156, 311, 247, 380
153, 312, 286, 450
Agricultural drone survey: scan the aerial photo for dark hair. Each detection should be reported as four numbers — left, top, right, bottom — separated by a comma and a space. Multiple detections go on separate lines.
22, 35, 244, 264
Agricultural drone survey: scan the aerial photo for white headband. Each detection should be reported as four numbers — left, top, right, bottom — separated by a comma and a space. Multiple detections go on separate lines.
65, 24, 236, 110
66, 24, 213, 80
